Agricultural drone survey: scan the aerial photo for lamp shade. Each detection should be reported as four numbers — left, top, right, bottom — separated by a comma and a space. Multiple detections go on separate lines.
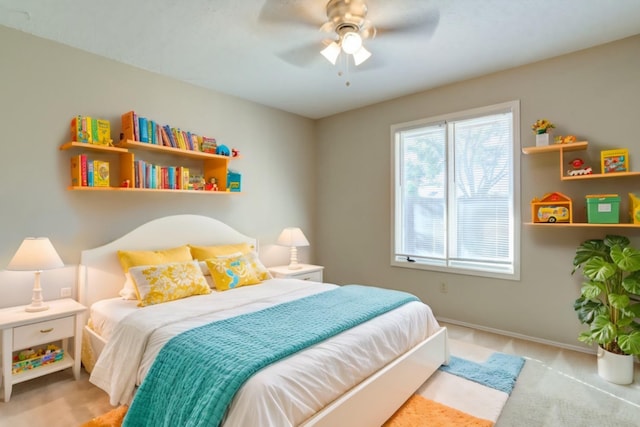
277, 227, 309, 247
7, 237, 64, 271
320, 41, 341, 65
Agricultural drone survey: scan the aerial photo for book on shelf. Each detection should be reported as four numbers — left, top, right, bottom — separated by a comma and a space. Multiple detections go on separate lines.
93, 160, 110, 187
149, 120, 156, 145
96, 119, 112, 145
139, 117, 149, 143
71, 115, 88, 143
202, 137, 217, 153
133, 112, 139, 141
162, 125, 175, 148
160, 125, 172, 147
70, 154, 87, 187
181, 167, 190, 190
121, 111, 136, 142
87, 161, 94, 187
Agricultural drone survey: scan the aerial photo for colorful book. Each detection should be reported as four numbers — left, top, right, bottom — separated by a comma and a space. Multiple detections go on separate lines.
121, 111, 136, 141
90, 117, 99, 143
95, 119, 112, 146
70, 155, 83, 186
139, 117, 149, 143
165, 125, 177, 148
133, 112, 139, 141
70, 115, 87, 143
93, 160, 110, 187
87, 161, 94, 187
80, 154, 88, 186
149, 120, 156, 144
181, 167, 190, 190
160, 126, 171, 147
202, 137, 217, 153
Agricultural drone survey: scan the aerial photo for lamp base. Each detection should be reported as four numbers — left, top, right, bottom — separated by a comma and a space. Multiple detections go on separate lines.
25, 303, 49, 312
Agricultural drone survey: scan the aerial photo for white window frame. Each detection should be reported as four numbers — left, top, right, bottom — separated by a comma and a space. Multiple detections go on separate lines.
390, 100, 521, 280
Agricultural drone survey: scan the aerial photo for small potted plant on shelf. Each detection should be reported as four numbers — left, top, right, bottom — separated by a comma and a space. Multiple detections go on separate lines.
571, 235, 640, 384
531, 118, 555, 147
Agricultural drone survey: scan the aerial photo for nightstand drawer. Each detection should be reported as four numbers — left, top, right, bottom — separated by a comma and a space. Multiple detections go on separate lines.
13, 316, 75, 350
291, 270, 323, 282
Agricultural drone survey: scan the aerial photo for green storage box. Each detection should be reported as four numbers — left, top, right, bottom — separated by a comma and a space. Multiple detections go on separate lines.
586, 194, 620, 223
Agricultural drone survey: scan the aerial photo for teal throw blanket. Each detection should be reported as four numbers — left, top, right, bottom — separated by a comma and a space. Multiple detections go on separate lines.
123, 285, 419, 427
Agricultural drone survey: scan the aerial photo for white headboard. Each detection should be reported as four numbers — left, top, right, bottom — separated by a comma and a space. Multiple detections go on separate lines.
78, 215, 256, 308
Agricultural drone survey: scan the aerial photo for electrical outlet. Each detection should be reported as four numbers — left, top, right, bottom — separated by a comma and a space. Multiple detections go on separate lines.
60, 287, 72, 298
440, 282, 448, 293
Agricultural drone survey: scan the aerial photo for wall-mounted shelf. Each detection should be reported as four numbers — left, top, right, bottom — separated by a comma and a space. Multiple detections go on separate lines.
60, 141, 128, 154
60, 140, 239, 193
521, 141, 589, 155
523, 140, 640, 228
525, 222, 640, 228
522, 141, 640, 181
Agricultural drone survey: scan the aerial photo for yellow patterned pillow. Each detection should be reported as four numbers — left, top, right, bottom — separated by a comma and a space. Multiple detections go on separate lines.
118, 245, 193, 273
244, 250, 272, 281
128, 260, 211, 307
188, 243, 254, 260
205, 254, 260, 291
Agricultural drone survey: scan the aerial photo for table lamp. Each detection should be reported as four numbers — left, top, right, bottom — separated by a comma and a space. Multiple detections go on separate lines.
7, 237, 65, 312
277, 227, 309, 270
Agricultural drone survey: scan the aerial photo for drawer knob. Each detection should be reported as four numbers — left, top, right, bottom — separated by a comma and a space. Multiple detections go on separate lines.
40, 328, 54, 333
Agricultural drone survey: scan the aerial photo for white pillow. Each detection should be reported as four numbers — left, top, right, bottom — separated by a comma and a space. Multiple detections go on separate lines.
119, 273, 138, 300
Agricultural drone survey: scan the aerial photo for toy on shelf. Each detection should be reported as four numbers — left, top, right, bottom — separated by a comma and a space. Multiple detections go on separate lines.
531, 192, 573, 223
231, 148, 240, 157
554, 135, 577, 144
215, 144, 231, 156
629, 193, 640, 224
567, 158, 593, 176
601, 149, 629, 174
205, 177, 218, 191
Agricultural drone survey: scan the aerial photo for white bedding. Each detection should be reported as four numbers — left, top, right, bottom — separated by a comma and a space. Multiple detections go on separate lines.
89, 278, 440, 426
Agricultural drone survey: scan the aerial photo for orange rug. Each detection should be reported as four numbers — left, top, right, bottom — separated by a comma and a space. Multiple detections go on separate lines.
80, 405, 127, 427
384, 394, 493, 427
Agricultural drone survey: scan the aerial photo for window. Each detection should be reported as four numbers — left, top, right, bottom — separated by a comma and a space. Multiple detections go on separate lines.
391, 101, 520, 280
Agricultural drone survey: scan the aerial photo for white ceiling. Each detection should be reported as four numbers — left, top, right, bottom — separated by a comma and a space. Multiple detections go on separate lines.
1, 0, 640, 119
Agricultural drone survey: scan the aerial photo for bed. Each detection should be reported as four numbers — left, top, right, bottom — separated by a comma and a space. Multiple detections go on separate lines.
78, 214, 449, 426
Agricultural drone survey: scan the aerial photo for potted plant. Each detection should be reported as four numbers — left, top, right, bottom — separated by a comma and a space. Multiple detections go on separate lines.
572, 235, 640, 384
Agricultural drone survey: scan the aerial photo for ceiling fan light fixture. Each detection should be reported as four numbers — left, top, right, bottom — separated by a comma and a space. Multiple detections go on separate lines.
341, 31, 362, 54
321, 41, 341, 65
352, 46, 371, 66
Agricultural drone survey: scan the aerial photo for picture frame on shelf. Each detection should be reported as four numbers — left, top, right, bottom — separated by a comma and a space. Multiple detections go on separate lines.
601, 149, 629, 174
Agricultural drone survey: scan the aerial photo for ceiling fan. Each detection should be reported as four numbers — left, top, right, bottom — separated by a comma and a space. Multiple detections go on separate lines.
259, 0, 440, 69
319, 0, 375, 66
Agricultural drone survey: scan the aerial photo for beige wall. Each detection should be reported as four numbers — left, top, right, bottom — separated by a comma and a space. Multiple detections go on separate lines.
0, 26, 316, 304
315, 35, 640, 350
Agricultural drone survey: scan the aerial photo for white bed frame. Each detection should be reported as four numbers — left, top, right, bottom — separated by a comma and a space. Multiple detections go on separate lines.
78, 214, 449, 427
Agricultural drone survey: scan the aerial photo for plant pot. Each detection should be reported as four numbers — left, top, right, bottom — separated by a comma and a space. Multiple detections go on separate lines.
597, 346, 634, 385
535, 133, 551, 147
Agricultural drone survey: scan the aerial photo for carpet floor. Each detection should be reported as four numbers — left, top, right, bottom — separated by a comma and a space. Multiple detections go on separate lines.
81, 340, 524, 427
4, 324, 638, 426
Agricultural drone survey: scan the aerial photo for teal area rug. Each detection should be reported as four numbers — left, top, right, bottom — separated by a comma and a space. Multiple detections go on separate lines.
440, 352, 525, 394
385, 341, 525, 426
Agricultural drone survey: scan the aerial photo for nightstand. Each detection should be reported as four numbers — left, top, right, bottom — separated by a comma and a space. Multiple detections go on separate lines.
269, 264, 324, 282
0, 298, 86, 402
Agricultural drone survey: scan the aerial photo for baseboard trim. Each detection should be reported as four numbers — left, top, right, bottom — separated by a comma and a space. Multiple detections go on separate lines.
437, 317, 596, 355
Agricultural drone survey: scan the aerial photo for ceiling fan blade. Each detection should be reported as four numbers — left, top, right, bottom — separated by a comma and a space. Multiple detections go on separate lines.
276, 41, 326, 68
320, 21, 337, 33
360, 21, 377, 39
374, 9, 440, 38
258, 0, 324, 29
